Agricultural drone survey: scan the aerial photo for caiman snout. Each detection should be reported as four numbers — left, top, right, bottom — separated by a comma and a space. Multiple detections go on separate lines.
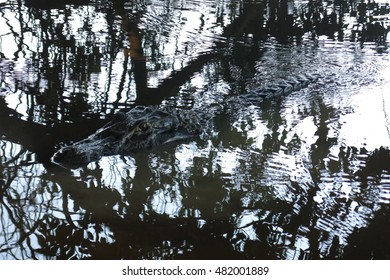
52, 144, 104, 168
51, 146, 81, 168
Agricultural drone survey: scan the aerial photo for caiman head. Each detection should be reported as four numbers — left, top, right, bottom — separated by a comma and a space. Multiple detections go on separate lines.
52, 106, 205, 168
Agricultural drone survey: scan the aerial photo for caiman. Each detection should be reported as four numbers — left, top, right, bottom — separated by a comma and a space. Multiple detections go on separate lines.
52, 74, 318, 168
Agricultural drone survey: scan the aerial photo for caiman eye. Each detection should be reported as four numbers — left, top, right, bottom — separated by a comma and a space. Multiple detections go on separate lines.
139, 122, 151, 131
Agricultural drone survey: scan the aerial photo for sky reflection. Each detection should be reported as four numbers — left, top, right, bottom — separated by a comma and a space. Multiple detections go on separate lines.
1, 0, 390, 260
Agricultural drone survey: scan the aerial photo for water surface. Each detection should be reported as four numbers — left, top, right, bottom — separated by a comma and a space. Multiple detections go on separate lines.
1, 0, 390, 259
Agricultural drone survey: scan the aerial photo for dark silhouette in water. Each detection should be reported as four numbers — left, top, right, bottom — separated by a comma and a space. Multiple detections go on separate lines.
340, 147, 390, 259
52, 74, 318, 168
356, 147, 390, 182
24, 0, 89, 9
342, 205, 390, 259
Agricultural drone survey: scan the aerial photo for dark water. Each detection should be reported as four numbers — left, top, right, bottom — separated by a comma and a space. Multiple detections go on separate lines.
1, 0, 390, 259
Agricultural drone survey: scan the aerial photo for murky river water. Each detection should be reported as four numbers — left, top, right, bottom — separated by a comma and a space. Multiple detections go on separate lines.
1, 0, 390, 259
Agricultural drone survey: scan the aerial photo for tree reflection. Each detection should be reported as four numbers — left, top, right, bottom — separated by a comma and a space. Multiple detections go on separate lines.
1, 0, 387, 122
1, 0, 390, 260
0, 140, 59, 259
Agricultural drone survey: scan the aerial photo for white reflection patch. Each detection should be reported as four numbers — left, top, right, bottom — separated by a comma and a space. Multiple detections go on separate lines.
82, 156, 136, 196
236, 211, 260, 242
338, 83, 390, 150
247, 119, 270, 150
150, 183, 183, 217
174, 143, 198, 172
216, 149, 240, 175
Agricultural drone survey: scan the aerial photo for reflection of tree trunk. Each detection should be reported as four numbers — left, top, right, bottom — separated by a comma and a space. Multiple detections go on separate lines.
142, 52, 218, 105
25, 0, 89, 9
0, 99, 105, 164
126, 155, 152, 218
306, 97, 336, 259
117, 2, 267, 106
224, 1, 265, 38
51, 166, 125, 224
122, 19, 148, 102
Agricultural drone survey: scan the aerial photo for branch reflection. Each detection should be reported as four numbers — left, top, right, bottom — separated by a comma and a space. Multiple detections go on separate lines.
0, 0, 390, 260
